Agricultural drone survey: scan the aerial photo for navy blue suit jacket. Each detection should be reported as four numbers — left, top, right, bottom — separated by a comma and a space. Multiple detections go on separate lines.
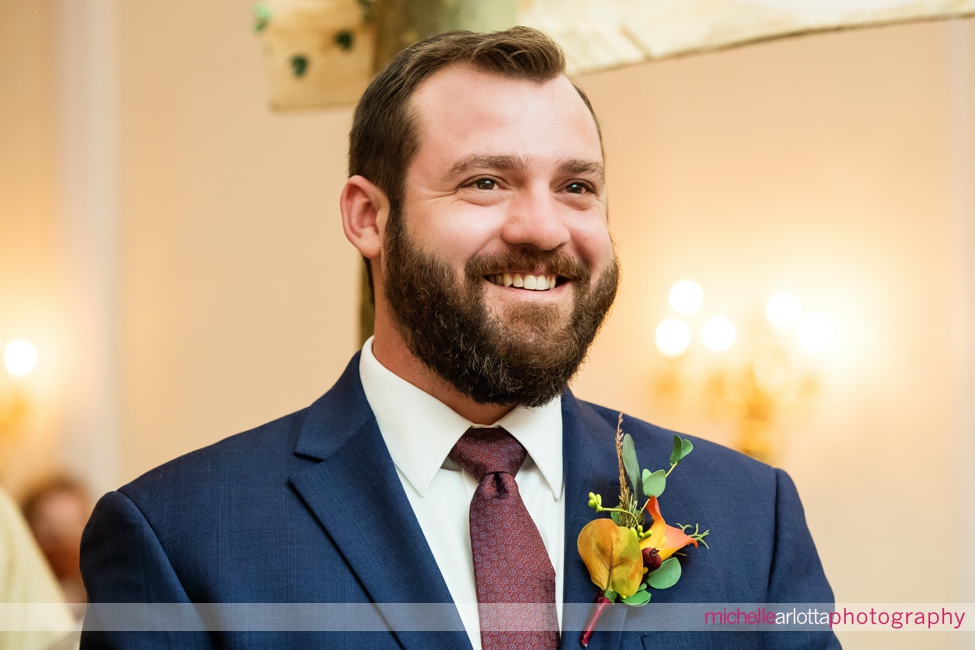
81, 354, 838, 648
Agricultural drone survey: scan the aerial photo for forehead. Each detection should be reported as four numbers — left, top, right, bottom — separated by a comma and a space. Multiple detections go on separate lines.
406, 65, 603, 169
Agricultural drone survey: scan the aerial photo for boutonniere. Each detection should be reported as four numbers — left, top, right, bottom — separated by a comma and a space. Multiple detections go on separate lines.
577, 414, 710, 646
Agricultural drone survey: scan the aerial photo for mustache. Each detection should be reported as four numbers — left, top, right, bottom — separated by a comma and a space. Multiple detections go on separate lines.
465, 250, 591, 284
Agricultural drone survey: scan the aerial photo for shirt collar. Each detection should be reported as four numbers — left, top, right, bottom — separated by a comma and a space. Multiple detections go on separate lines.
358, 337, 563, 499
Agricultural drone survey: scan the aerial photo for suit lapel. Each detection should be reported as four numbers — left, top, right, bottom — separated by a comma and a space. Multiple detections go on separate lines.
562, 393, 630, 650
289, 356, 470, 650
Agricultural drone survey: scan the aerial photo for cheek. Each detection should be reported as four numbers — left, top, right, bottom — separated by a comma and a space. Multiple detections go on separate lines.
413, 215, 501, 261
570, 220, 615, 266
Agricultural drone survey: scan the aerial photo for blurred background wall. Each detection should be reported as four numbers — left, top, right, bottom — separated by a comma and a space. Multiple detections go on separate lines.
1, 1, 972, 647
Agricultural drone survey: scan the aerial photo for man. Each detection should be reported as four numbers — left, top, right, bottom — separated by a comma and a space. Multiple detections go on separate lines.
81, 27, 837, 648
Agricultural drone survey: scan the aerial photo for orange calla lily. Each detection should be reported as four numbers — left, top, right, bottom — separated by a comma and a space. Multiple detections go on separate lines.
577, 519, 644, 598
639, 496, 698, 560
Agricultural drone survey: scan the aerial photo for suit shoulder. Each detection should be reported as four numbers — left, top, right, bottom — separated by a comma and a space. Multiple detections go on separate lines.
118, 405, 312, 498
115, 356, 366, 504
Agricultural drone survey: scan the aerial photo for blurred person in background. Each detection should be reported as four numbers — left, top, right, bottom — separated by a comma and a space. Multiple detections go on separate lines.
22, 474, 93, 619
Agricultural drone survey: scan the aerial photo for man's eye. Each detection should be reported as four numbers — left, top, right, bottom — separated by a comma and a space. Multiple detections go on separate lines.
473, 178, 497, 190
565, 182, 592, 194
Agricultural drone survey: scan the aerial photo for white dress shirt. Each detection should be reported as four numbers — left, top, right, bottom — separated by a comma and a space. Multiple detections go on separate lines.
358, 337, 565, 650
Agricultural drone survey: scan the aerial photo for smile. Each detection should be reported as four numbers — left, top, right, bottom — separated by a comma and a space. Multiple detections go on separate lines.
486, 273, 559, 291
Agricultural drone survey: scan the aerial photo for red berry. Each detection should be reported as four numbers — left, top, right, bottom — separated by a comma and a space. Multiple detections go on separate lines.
642, 547, 662, 572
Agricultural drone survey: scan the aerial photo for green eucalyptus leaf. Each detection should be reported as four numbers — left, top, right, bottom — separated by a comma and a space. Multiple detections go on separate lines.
669, 435, 682, 465
669, 435, 694, 465
642, 469, 667, 498
647, 557, 682, 589
621, 589, 652, 606
622, 434, 641, 495
610, 511, 622, 526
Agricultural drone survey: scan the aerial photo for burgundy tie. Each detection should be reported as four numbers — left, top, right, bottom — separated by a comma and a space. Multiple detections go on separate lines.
449, 427, 559, 649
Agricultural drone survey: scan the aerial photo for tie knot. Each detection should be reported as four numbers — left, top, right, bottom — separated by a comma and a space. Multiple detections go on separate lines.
449, 427, 527, 481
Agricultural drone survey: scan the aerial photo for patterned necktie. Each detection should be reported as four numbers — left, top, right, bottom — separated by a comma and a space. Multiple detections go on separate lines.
449, 427, 559, 649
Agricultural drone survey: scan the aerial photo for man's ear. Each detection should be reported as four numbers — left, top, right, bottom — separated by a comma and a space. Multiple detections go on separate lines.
340, 175, 388, 259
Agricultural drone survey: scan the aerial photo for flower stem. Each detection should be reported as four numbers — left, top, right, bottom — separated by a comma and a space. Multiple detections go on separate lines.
580, 592, 614, 647
594, 505, 641, 528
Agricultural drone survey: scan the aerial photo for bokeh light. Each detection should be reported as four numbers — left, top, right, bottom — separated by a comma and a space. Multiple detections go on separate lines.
2, 339, 39, 377
702, 316, 737, 351
797, 313, 834, 352
655, 318, 692, 358
766, 292, 803, 327
669, 280, 704, 316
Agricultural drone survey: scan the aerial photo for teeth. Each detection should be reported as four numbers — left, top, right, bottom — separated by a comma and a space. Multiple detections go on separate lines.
487, 273, 559, 291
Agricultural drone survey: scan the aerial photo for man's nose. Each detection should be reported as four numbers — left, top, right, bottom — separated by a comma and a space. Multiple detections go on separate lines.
500, 187, 571, 251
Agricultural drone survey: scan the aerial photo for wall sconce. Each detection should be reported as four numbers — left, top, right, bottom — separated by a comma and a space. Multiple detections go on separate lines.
653, 281, 834, 462
0, 337, 39, 439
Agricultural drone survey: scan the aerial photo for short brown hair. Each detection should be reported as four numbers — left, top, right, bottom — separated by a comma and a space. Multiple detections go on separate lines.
349, 26, 599, 211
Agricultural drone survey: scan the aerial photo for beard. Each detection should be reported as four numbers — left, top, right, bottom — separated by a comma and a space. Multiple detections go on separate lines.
382, 214, 620, 408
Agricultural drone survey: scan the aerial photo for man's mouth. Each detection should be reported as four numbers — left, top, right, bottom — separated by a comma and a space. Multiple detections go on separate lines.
486, 273, 559, 291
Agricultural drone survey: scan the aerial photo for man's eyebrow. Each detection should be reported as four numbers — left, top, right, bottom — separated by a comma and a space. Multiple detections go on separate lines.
445, 154, 527, 180
444, 154, 605, 182
559, 159, 605, 181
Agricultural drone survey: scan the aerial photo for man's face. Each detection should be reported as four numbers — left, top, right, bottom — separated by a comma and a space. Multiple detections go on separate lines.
380, 65, 619, 406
